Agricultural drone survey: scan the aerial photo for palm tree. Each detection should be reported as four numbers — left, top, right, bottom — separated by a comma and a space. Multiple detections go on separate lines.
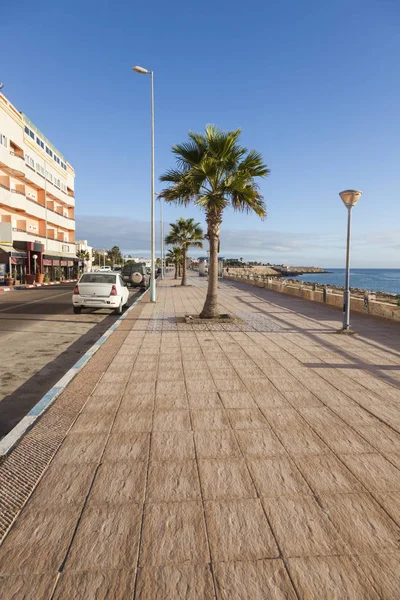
76, 250, 90, 262
159, 125, 269, 317
166, 247, 184, 280
165, 218, 203, 286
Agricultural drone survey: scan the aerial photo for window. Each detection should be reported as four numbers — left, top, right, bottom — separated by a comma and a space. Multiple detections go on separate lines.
0, 134, 7, 147
25, 154, 30, 164
24, 126, 29, 135
36, 162, 40, 172
29, 130, 35, 139
36, 136, 41, 146
30, 158, 34, 168
41, 141, 44, 149
45, 146, 53, 157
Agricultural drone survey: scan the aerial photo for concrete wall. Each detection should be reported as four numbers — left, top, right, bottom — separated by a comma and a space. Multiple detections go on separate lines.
224, 275, 400, 323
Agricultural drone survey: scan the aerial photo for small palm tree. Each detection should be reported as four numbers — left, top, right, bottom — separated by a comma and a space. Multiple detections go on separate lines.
159, 125, 269, 317
165, 217, 203, 286
76, 250, 90, 262
166, 246, 184, 280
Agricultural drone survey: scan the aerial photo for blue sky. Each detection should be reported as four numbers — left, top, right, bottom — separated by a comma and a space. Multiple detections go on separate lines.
3, 0, 400, 267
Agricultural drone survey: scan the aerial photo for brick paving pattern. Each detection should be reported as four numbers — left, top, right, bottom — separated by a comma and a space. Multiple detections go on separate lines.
1, 274, 400, 598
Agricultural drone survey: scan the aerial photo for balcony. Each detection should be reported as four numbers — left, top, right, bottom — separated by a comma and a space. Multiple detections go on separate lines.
0, 145, 25, 178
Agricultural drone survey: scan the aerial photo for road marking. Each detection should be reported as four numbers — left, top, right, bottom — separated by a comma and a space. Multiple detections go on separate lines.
0, 290, 72, 313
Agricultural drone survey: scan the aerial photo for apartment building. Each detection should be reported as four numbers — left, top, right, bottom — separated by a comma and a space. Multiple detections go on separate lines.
0, 92, 77, 283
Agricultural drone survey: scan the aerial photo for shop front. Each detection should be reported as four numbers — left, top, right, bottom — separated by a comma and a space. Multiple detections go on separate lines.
0, 245, 28, 285
43, 254, 78, 281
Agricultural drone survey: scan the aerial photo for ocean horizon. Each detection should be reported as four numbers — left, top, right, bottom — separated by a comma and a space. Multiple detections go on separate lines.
288, 268, 400, 295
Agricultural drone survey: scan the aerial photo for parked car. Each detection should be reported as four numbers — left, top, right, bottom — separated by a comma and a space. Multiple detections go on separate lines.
98, 266, 112, 272
72, 272, 129, 314
121, 263, 150, 289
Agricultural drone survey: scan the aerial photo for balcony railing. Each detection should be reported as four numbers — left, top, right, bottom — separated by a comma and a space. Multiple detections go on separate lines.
0, 182, 10, 191
11, 188, 25, 196
10, 151, 25, 161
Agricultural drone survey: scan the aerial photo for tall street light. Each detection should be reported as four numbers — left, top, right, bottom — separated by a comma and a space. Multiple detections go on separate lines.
338, 189, 362, 333
133, 65, 156, 302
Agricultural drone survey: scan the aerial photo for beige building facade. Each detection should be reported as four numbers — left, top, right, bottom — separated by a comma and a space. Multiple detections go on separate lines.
0, 92, 77, 283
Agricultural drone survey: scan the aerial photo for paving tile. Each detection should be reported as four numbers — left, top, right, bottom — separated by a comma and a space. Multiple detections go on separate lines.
373, 492, 400, 524
136, 564, 214, 599
298, 407, 345, 429
198, 458, 256, 500
53, 570, 136, 599
140, 501, 209, 566
253, 390, 292, 410
214, 559, 297, 599
218, 390, 257, 409
355, 423, 400, 453
29, 463, 95, 509
287, 556, 380, 600
0, 507, 80, 575
151, 431, 195, 461
262, 495, 347, 558
262, 407, 306, 429
0, 573, 57, 599
329, 401, 378, 427
186, 380, 217, 393
125, 381, 157, 395
147, 461, 201, 502
102, 432, 150, 462
191, 409, 230, 430
83, 393, 122, 413
156, 381, 187, 396
319, 493, 400, 553
275, 425, 329, 455
295, 453, 364, 495
70, 411, 115, 434
227, 408, 269, 429
317, 426, 375, 454
194, 430, 241, 458
248, 456, 311, 497
154, 393, 189, 410
91, 383, 126, 397
50, 432, 107, 466
65, 504, 141, 571
341, 453, 400, 492
119, 392, 155, 411
236, 428, 287, 457
187, 392, 223, 409
205, 499, 279, 561
112, 410, 153, 433
88, 461, 147, 505
214, 379, 246, 392
153, 410, 191, 431
282, 389, 324, 408
356, 553, 400, 599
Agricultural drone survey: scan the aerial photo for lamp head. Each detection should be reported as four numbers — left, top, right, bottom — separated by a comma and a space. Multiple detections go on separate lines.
133, 65, 150, 74
339, 189, 362, 208
32, 254, 38, 259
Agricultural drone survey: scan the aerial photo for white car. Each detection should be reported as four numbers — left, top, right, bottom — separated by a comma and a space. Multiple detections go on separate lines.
98, 266, 112, 272
73, 272, 129, 315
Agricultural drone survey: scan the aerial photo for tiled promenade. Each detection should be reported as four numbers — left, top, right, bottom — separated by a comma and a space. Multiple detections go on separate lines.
1, 274, 400, 598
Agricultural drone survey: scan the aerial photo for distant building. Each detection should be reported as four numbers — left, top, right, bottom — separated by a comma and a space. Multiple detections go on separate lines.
0, 91, 77, 283
75, 240, 93, 272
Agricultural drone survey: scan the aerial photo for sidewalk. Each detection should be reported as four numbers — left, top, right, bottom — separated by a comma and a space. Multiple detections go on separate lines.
1, 273, 400, 598
0, 279, 77, 292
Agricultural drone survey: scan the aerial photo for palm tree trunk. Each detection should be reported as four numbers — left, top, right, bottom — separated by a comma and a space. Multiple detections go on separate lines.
200, 216, 220, 318
181, 248, 188, 286
174, 261, 178, 280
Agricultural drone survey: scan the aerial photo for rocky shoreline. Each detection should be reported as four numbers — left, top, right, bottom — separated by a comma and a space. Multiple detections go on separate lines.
284, 279, 399, 305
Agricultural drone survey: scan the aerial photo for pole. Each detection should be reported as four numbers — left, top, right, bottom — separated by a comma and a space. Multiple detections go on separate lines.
150, 71, 156, 301
343, 206, 352, 330
44, 159, 48, 253
160, 196, 164, 279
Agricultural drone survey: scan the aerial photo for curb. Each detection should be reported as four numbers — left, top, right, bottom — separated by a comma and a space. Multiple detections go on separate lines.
0, 280, 77, 292
0, 288, 148, 457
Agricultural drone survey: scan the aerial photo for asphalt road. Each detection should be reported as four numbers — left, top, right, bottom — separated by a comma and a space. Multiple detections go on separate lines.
0, 283, 140, 437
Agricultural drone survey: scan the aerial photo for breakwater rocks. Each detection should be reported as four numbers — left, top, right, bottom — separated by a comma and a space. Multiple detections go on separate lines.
228, 266, 328, 277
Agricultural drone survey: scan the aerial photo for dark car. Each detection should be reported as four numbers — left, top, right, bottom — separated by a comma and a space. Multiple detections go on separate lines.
121, 263, 150, 290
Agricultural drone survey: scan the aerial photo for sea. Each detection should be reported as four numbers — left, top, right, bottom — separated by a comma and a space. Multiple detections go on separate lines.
288, 269, 400, 295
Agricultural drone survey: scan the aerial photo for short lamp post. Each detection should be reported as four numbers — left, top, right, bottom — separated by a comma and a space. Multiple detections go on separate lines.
338, 189, 362, 333
133, 64, 156, 302
32, 254, 38, 275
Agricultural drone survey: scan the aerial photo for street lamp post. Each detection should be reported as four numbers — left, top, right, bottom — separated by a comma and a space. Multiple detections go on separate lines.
133, 65, 156, 302
338, 189, 362, 333
32, 254, 38, 275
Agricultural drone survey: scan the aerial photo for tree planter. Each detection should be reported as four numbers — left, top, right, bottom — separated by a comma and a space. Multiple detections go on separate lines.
26, 274, 36, 284
36, 273, 45, 284
5, 277, 14, 287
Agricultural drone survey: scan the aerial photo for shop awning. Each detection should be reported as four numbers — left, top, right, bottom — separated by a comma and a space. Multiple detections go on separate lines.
0, 245, 26, 256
